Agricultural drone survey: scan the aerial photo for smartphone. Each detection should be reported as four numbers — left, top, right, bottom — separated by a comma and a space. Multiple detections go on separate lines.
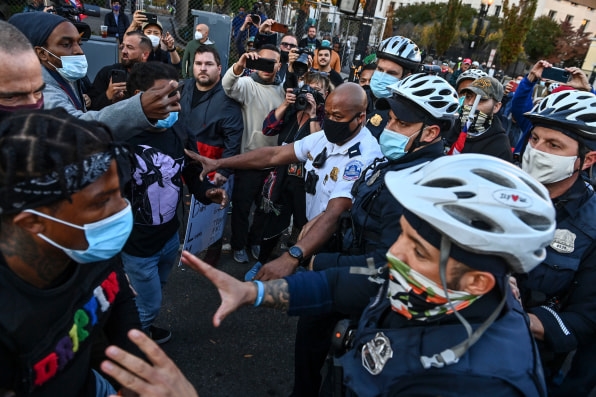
140, 12, 158, 25
245, 57, 276, 72
271, 22, 289, 34
168, 81, 184, 98
542, 67, 570, 83
111, 69, 127, 84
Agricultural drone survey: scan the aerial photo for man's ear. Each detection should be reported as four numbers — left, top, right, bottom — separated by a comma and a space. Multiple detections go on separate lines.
582, 150, 596, 170
34, 46, 48, 62
493, 101, 502, 114
12, 212, 46, 235
460, 271, 495, 295
422, 124, 441, 143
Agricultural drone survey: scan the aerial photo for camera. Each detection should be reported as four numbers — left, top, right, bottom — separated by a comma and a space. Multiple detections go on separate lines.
421, 64, 441, 75
292, 85, 324, 111
293, 47, 313, 77
47, 1, 100, 40
250, 2, 261, 25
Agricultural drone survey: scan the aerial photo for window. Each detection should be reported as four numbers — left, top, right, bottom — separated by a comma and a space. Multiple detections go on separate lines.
494, 5, 501, 16
580, 19, 589, 34
548, 10, 557, 20
566, 14, 574, 23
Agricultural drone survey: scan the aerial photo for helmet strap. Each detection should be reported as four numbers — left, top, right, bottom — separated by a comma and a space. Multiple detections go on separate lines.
420, 235, 508, 369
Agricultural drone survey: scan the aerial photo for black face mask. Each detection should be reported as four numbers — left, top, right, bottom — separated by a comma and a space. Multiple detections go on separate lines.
280, 50, 289, 64
323, 113, 361, 144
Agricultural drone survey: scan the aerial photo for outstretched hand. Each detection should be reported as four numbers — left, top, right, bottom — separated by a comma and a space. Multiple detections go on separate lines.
184, 149, 219, 181
205, 187, 228, 209
140, 80, 182, 120
101, 329, 199, 397
180, 251, 256, 327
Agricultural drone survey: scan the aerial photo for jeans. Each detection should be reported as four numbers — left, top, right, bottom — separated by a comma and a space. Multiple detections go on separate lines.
121, 232, 179, 330
93, 369, 117, 396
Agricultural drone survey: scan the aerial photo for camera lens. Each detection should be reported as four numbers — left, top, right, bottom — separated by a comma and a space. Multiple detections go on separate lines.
295, 94, 307, 110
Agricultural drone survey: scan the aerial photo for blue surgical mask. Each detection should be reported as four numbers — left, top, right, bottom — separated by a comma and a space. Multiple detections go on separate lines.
370, 70, 400, 99
25, 201, 133, 263
156, 111, 179, 129
379, 128, 418, 160
44, 48, 88, 81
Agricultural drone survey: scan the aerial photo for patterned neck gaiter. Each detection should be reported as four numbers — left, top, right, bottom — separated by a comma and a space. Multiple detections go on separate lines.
386, 251, 481, 321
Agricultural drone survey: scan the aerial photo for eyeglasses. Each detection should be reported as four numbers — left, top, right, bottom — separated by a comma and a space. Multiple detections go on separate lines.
280, 42, 297, 49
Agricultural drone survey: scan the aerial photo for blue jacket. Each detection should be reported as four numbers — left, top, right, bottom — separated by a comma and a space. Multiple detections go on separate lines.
517, 177, 596, 392
339, 282, 546, 397
284, 269, 546, 397
312, 141, 444, 271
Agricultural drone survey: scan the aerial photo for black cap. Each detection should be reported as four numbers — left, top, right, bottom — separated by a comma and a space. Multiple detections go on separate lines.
375, 95, 429, 123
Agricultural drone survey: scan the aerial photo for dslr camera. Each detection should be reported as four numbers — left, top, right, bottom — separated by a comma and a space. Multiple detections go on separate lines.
292, 85, 324, 111
293, 47, 314, 77
250, 2, 262, 25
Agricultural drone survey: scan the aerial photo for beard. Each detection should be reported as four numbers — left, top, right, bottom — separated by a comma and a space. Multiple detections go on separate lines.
196, 74, 217, 87
121, 58, 141, 68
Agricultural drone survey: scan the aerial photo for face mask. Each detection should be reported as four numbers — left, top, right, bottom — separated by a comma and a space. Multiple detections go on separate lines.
370, 70, 400, 99
386, 251, 480, 320
44, 48, 88, 82
156, 111, 179, 129
460, 105, 492, 137
324, 113, 361, 144
147, 34, 161, 48
194, 31, 203, 41
522, 143, 578, 184
379, 127, 419, 160
25, 201, 133, 263
112, 4, 120, 11
0, 96, 44, 113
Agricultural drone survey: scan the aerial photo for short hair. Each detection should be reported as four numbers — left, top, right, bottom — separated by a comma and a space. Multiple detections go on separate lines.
0, 20, 33, 54
318, 47, 331, 56
362, 62, 377, 72
194, 45, 221, 66
258, 44, 280, 57
280, 33, 297, 42
127, 61, 179, 96
125, 30, 152, 52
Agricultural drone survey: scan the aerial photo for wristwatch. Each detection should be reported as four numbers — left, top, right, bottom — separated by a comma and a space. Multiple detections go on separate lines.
167, 48, 176, 52
288, 246, 304, 262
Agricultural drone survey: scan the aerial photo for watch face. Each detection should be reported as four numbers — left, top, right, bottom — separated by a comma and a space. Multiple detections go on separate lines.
289, 246, 303, 259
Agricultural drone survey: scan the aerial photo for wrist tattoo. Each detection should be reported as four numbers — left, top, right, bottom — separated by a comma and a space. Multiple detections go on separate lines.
262, 279, 290, 311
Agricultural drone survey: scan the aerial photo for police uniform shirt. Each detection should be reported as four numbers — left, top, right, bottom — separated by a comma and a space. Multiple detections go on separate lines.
294, 126, 382, 221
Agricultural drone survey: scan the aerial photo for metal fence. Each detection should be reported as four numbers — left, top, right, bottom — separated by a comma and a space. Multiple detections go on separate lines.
2, 0, 387, 71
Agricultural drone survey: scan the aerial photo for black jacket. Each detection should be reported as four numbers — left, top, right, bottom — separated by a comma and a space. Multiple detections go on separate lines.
462, 115, 513, 162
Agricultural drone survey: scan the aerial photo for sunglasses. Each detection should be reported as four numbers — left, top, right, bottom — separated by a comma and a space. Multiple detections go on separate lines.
280, 42, 297, 49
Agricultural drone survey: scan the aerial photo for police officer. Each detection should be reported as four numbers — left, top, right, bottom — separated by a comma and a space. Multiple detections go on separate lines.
187, 82, 382, 281
310, 73, 459, 272
365, 36, 422, 139
516, 90, 596, 395
182, 153, 555, 397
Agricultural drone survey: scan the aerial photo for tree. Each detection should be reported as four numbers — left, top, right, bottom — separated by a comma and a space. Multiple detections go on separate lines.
435, 0, 462, 56
498, 0, 537, 68
524, 16, 562, 61
550, 20, 591, 67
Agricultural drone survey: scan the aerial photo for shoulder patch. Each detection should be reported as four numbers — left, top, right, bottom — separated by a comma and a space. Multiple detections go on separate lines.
550, 229, 576, 254
343, 160, 364, 181
348, 142, 361, 158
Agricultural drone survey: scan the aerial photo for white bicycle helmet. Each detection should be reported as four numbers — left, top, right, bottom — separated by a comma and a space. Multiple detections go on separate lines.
385, 154, 555, 274
387, 73, 459, 129
376, 36, 421, 72
455, 69, 488, 90
524, 90, 596, 148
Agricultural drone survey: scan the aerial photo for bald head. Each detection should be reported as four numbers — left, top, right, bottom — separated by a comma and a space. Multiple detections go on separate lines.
328, 82, 367, 114
0, 20, 34, 55
196, 23, 209, 43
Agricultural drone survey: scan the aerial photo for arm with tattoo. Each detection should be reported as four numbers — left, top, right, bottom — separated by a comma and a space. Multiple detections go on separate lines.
261, 279, 290, 311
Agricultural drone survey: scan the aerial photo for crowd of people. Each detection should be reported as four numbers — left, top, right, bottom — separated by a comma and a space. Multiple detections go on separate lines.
1, 3, 596, 397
